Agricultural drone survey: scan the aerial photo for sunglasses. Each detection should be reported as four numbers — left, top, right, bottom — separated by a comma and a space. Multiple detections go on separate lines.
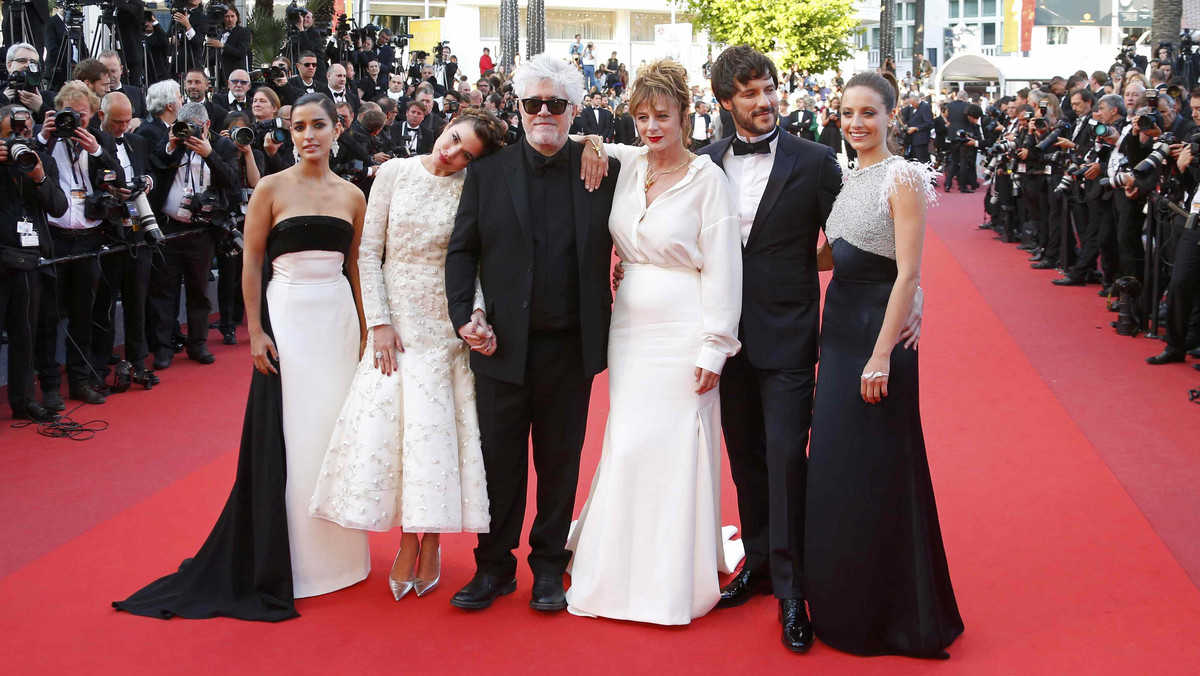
521, 97, 570, 115
229, 79, 250, 85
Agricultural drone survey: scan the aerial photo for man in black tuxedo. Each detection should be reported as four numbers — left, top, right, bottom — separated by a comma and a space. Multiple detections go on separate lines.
97, 51, 147, 126
111, 0, 146, 87
698, 46, 837, 654
212, 68, 252, 128
944, 90, 969, 190
44, 7, 88, 89
205, 5, 250, 86
183, 67, 222, 129
90, 91, 157, 388
326, 63, 361, 114
135, 79, 181, 172
142, 15, 171, 85
289, 51, 333, 100
905, 92, 934, 163
2, 0, 49, 58
169, 0, 209, 79
445, 55, 619, 613
390, 100, 432, 155
793, 98, 816, 142
580, 92, 614, 141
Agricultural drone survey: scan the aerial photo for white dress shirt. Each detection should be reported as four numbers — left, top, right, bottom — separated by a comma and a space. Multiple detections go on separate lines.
721, 130, 779, 245
164, 151, 210, 222
691, 113, 709, 141
39, 134, 103, 230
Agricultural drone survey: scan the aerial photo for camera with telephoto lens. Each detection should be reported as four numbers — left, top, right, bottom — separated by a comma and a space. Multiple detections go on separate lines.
254, 118, 289, 144
179, 189, 244, 257
2, 136, 39, 172
1089, 118, 1119, 142
88, 171, 164, 244
389, 145, 412, 159
229, 125, 255, 146
52, 108, 81, 139
1055, 165, 1079, 194
333, 158, 367, 185
1035, 120, 1071, 151
171, 119, 203, 140
1033, 117, 1048, 131
954, 129, 970, 142
5, 68, 39, 93
1132, 133, 1176, 176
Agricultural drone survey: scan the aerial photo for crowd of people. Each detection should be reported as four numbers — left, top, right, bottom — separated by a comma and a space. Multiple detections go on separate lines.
922, 49, 1200, 372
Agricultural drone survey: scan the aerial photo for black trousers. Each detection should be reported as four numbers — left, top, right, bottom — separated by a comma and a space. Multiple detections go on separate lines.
147, 224, 215, 356
0, 268, 41, 412
35, 230, 103, 391
1045, 175, 1072, 266
1074, 196, 1118, 283
719, 352, 814, 599
1024, 174, 1050, 246
91, 246, 153, 380
944, 146, 959, 188
1166, 228, 1200, 352
1114, 191, 1147, 281
217, 252, 244, 332
909, 144, 931, 164
473, 330, 593, 578
957, 146, 978, 188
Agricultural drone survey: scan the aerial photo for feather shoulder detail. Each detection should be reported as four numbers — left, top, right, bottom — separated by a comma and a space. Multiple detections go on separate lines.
877, 157, 940, 215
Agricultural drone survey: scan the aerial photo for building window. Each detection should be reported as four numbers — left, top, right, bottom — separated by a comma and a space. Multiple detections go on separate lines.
1047, 27, 1069, 45
950, 1, 959, 19
983, 22, 996, 45
982, 0, 997, 16
631, 12, 671, 42
964, 0, 978, 18
546, 9, 614, 41
479, 7, 527, 40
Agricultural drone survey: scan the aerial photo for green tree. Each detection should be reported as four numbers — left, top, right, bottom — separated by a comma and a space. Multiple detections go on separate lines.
676, 0, 860, 72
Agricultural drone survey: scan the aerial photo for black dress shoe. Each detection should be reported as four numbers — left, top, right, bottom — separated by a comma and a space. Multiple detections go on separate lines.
187, 349, 216, 364
779, 599, 814, 653
529, 574, 567, 612
1029, 250, 1045, 262
42, 390, 65, 412
716, 569, 773, 609
153, 351, 172, 370
1146, 349, 1186, 365
449, 573, 517, 610
1031, 259, 1058, 270
1052, 274, 1086, 286
14, 401, 59, 423
959, 187, 975, 193
222, 331, 238, 346
68, 384, 106, 405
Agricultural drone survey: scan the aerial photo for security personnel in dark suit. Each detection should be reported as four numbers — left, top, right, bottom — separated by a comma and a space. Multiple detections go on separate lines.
90, 91, 157, 389
0, 102, 66, 424
169, 0, 209, 79
905, 93, 935, 163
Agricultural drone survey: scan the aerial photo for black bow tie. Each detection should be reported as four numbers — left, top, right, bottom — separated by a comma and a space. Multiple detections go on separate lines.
732, 130, 777, 156
532, 152, 566, 176
113, 137, 125, 145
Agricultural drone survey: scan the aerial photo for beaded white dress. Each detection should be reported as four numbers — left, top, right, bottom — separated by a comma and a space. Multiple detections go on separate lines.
310, 157, 490, 534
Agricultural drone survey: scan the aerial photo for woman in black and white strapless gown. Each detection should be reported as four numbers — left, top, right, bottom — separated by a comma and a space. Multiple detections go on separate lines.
114, 94, 371, 622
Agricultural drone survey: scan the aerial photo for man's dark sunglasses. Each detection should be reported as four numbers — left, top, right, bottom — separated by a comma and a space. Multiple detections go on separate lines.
520, 97, 570, 115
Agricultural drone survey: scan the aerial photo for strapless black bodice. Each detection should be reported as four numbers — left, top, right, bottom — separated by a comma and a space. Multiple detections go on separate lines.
267, 216, 354, 263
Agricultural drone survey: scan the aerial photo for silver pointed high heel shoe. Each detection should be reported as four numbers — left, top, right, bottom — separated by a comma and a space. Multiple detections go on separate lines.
388, 544, 417, 601
414, 546, 441, 597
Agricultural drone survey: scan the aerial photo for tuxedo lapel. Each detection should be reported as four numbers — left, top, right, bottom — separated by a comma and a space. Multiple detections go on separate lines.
504, 146, 534, 250
746, 135, 798, 250
708, 135, 734, 170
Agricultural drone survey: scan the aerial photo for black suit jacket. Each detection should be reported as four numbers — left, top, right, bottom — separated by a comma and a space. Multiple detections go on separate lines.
614, 113, 637, 145
119, 86, 148, 120
144, 24, 171, 84
114, 0, 145, 73
173, 7, 209, 76
445, 141, 620, 385
4, 0, 49, 57
328, 88, 362, 115
217, 25, 252, 82
700, 132, 841, 370
389, 121, 433, 155
581, 107, 615, 141
288, 76, 333, 100
45, 14, 89, 88
211, 91, 251, 129
908, 101, 934, 146
113, 132, 150, 185
796, 110, 817, 141
947, 100, 969, 135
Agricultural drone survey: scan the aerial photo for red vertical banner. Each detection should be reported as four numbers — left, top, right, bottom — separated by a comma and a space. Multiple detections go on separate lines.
1020, 0, 1035, 52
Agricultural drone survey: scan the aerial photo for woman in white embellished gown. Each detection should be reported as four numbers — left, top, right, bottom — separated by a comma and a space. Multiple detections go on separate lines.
565, 60, 743, 626
310, 110, 507, 600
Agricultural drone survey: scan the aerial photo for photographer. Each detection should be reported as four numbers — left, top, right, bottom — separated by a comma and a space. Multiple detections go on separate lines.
32, 83, 122, 407
1045, 88, 1097, 272
142, 12, 171, 85
0, 103, 66, 424
355, 35, 378, 85
955, 104, 983, 192
904, 92, 934, 163
112, 0, 147, 88
376, 28, 396, 77
1018, 94, 1061, 258
432, 43, 457, 94
214, 110, 262, 345
135, 79, 181, 160
359, 59, 383, 102
1, 43, 49, 119
169, 0, 209, 79
264, 57, 298, 107
146, 101, 239, 369
1109, 95, 1158, 285
90, 91, 156, 389
205, 5, 250, 86
288, 51, 332, 100
248, 86, 292, 175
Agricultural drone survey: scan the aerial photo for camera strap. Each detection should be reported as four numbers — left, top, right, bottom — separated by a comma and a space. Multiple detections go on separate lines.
183, 150, 208, 194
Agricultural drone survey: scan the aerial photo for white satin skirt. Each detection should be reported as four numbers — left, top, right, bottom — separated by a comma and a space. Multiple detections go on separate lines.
566, 263, 740, 626
267, 251, 371, 598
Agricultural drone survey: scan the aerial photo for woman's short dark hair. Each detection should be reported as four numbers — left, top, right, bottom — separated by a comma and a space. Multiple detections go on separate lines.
710, 45, 778, 103
294, 92, 338, 124
223, 111, 252, 129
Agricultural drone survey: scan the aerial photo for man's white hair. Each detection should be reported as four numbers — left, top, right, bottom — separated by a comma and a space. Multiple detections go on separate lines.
179, 101, 209, 125
6, 42, 36, 65
146, 79, 181, 115
513, 54, 585, 106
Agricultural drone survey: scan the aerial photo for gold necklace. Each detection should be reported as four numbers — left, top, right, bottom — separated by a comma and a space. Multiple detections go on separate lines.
644, 153, 694, 193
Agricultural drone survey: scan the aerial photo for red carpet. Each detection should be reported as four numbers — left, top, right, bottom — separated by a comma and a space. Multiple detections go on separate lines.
3, 200, 1200, 674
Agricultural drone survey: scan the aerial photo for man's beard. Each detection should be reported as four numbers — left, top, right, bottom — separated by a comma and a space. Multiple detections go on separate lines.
526, 123, 566, 149
188, 92, 205, 102
731, 101, 777, 137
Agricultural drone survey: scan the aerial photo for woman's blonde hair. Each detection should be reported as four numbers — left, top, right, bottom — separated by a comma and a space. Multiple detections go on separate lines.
628, 58, 693, 145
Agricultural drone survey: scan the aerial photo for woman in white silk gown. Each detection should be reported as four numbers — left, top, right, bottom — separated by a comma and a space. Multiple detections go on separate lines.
309, 111, 507, 600
566, 60, 743, 626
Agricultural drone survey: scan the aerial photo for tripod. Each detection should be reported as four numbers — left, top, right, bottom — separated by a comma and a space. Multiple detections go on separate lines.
89, 6, 147, 89
3, 0, 38, 52
49, 7, 89, 90
169, 9, 210, 86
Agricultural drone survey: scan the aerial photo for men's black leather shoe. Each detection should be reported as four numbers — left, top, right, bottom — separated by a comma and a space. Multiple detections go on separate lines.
68, 384, 106, 405
529, 574, 567, 612
779, 599, 814, 653
42, 390, 65, 411
1029, 250, 1045, 262
1052, 275, 1086, 286
222, 331, 238, 346
717, 569, 773, 608
449, 573, 517, 610
1146, 349, 1186, 365
14, 401, 60, 423
153, 351, 172, 370
188, 349, 216, 365
1031, 259, 1058, 270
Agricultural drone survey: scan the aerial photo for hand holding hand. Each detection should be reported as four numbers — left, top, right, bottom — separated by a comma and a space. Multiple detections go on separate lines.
611, 260, 624, 291
694, 367, 719, 395
458, 310, 495, 356
250, 330, 279, 375
371, 324, 404, 375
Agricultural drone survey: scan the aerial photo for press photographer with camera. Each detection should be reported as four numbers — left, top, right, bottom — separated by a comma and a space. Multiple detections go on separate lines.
169, 0, 209, 79
359, 59, 383, 102
1045, 88, 1097, 272
134, 79, 181, 156
248, 86, 293, 175
0, 103, 67, 425
214, 110, 263, 345
263, 57, 298, 107
89, 91, 158, 391
1, 43, 49, 118
142, 10, 171, 84
31, 82, 122, 407
205, 4, 250, 86
146, 100, 240, 369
